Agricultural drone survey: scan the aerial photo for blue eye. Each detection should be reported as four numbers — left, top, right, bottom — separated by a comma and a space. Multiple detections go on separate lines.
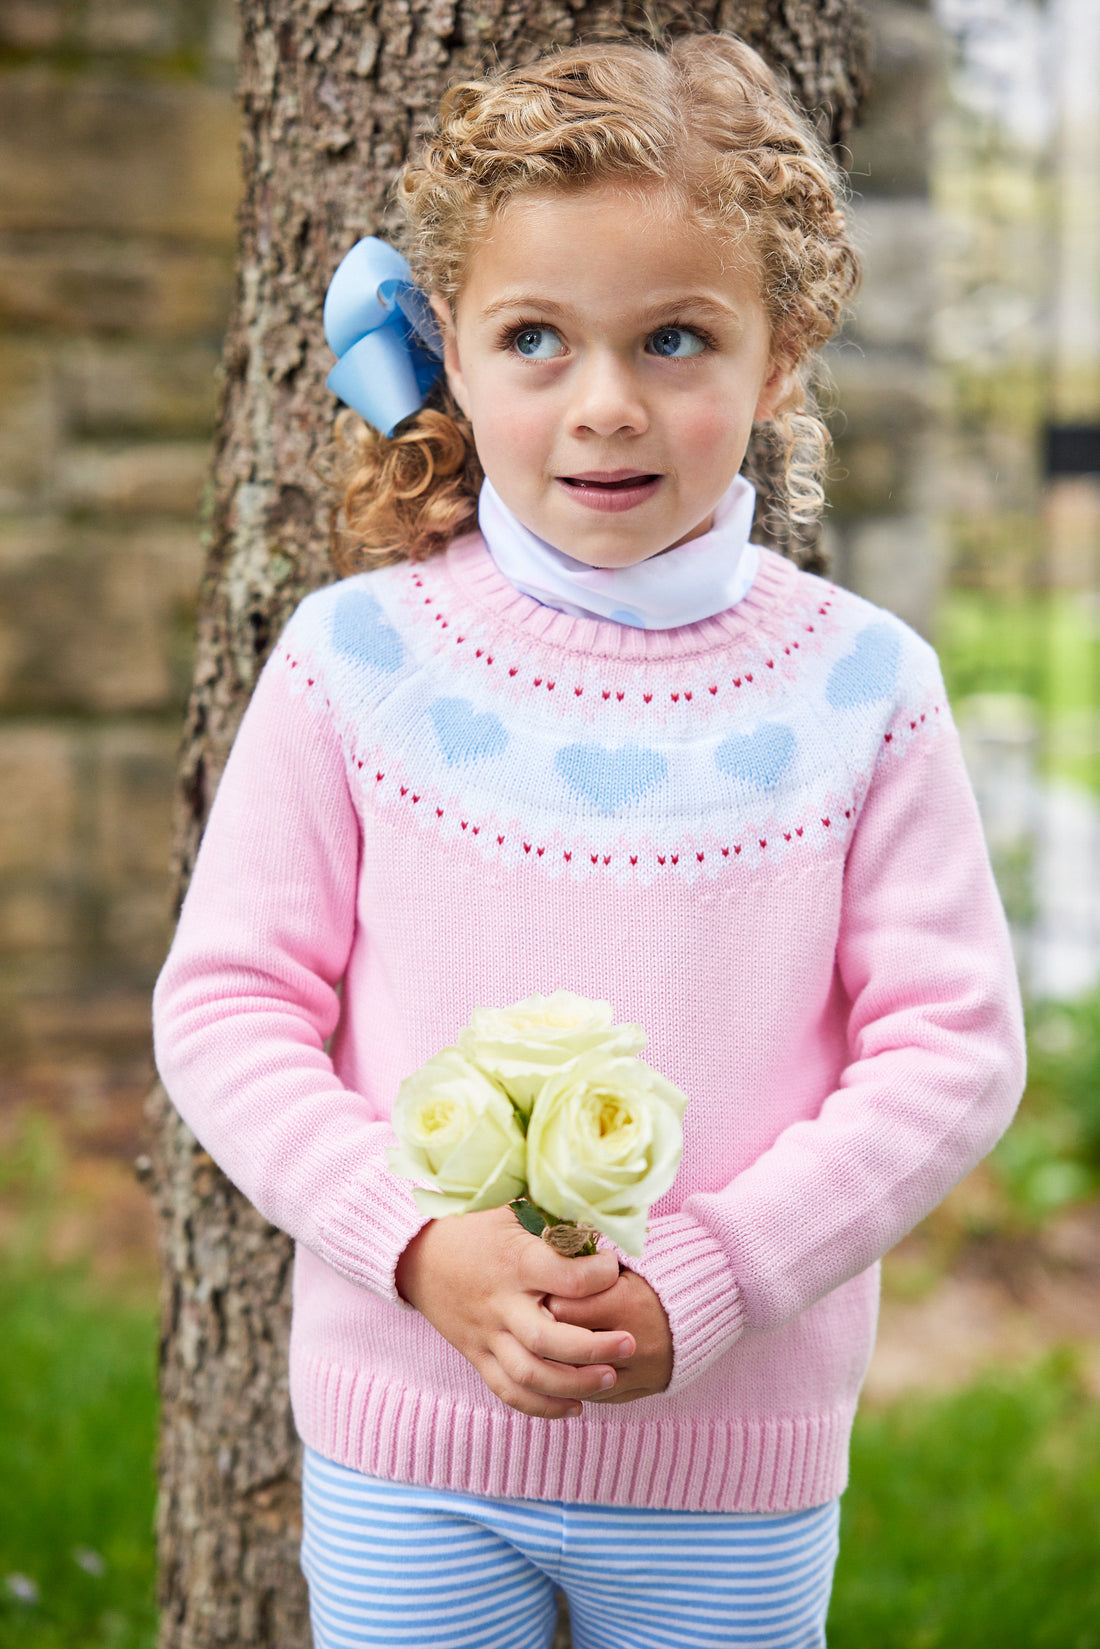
648, 327, 705, 359
513, 326, 564, 360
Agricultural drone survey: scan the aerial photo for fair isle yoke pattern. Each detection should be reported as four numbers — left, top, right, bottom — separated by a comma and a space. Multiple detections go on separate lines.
278, 534, 949, 886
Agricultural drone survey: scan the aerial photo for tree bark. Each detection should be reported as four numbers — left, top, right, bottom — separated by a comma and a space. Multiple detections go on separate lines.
149, 2, 868, 1644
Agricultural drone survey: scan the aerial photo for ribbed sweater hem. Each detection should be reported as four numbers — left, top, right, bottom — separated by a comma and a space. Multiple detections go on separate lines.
291, 1351, 854, 1513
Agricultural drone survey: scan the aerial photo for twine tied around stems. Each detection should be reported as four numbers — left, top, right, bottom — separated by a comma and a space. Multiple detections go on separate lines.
541, 1221, 600, 1258
510, 1197, 599, 1257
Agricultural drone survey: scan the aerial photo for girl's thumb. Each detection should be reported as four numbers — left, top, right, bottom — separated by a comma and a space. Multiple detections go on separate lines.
553, 1246, 619, 1296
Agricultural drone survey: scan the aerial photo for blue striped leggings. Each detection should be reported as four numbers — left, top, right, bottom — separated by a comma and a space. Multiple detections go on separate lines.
301, 1448, 840, 1649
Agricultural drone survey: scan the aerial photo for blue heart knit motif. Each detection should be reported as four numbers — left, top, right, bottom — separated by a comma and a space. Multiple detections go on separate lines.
428, 698, 509, 765
332, 588, 406, 673
714, 723, 796, 789
826, 623, 901, 708
553, 743, 668, 814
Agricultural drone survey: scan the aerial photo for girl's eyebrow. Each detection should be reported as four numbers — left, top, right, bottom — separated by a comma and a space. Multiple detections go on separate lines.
476, 293, 742, 324
477, 293, 577, 322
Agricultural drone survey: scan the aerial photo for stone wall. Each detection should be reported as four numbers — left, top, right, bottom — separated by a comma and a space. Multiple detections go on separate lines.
0, 1, 940, 1070
0, 0, 238, 1064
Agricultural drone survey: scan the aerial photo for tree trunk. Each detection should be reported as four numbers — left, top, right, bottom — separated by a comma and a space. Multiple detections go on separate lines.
149, 2, 868, 1643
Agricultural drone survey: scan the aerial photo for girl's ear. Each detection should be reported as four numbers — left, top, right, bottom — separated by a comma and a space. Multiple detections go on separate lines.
430, 295, 471, 418
753, 351, 797, 424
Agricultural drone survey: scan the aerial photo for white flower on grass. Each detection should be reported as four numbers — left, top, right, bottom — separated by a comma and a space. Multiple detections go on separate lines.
525, 1051, 688, 1256
460, 991, 646, 1116
388, 1048, 527, 1218
73, 1547, 106, 1577
5, 1573, 39, 1604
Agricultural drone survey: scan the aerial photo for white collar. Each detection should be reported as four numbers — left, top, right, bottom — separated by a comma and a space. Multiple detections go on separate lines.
478, 475, 761, 631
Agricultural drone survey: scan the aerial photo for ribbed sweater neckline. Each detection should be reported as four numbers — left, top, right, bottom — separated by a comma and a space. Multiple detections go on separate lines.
442, 531, 797, 662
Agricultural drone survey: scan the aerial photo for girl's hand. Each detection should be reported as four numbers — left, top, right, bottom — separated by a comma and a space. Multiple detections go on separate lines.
395, 1206, 634, 1419
546, 1267, 673, 1402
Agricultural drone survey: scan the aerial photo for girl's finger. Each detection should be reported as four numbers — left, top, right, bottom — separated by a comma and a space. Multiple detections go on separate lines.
544, 1291, 617, 1329
514, 1306, 634, 1368
480, 1353, 585, 1420
516, 1240, 619, 1299
493, 1337, 619, 1402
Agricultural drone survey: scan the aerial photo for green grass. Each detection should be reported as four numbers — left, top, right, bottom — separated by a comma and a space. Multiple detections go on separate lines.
831, 1354, 1100, 1648
0, 1256, 158, 1649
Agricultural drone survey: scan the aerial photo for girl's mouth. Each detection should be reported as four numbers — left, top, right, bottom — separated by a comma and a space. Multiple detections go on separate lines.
556, 472, 662, 512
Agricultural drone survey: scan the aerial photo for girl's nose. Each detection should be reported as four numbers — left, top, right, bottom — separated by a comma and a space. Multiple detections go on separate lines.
566, 352, 649, 438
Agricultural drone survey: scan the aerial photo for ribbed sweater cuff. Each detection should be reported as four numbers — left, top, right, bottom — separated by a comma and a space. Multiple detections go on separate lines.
625, 1211, 746, 1395
318, 1162, 428, 1306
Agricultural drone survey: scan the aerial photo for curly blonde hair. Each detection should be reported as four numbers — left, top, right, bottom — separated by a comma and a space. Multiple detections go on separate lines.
336, 33, 858, 572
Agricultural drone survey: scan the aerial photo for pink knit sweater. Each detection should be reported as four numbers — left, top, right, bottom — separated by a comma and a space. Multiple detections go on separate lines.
153, 534, 1025, 1512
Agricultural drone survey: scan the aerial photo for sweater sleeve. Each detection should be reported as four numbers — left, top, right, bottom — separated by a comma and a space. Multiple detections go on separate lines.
630, 712, 1026, 1396
152, 626, 426, 1304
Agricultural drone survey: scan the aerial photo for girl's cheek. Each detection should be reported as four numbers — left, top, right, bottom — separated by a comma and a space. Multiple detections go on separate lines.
677, 401, 752, 461
484, 403, 551, 456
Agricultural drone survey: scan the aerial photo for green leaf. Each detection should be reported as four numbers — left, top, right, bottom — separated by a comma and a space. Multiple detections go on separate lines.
509, 1197, 548, 1237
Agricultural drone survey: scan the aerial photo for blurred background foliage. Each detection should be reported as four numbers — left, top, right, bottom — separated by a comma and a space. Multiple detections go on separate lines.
1, 0, 1099, 1644
998, 992, 1100, 1218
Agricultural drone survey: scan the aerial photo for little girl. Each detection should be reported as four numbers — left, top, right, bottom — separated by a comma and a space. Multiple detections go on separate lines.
154, 34, 1025, 1649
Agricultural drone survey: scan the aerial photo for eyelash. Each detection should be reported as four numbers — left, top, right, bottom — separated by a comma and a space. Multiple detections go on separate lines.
496, 320, 553, 353
495, 321, 718, 355
662, 322, 718, 351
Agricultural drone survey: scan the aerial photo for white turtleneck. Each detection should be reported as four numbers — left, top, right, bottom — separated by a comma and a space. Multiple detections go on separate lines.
478, 474, 761, 631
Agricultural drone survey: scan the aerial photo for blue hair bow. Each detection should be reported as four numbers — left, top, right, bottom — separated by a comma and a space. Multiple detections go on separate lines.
324, 237, 444, 437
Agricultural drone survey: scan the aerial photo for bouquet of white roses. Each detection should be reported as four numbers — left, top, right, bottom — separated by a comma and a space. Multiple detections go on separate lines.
386, 992, 688, 1257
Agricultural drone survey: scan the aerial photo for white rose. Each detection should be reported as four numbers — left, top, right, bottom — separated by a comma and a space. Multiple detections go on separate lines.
459, 991, 646, 1117
525, 1050, 688, 1256
387, 1048, 527, 1219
